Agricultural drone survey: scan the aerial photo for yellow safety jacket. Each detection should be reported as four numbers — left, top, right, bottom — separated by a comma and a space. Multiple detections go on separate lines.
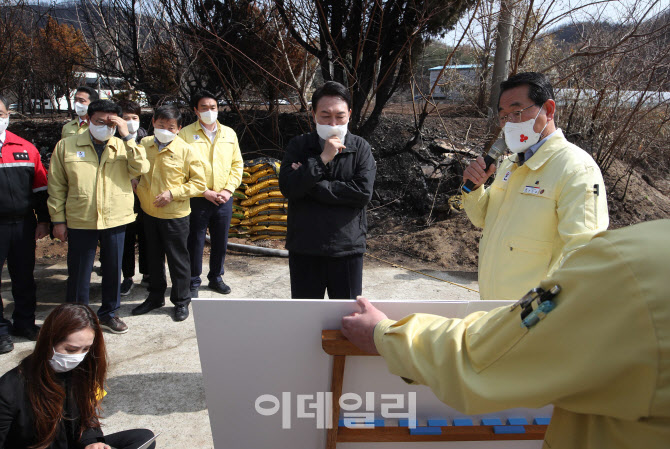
463, 130, 609, 301
178, 120, 244, 195
61, 118, 88, 139
136, 136, 206, 219
47, 133, 149, 229
374, 219, 670, 449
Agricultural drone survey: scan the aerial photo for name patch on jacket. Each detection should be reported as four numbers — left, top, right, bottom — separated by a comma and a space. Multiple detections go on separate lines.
523, 186, 541, 195
13, 152, 30, 161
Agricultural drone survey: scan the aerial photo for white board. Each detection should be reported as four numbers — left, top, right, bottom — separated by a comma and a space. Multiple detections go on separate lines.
192, 299, 552, 449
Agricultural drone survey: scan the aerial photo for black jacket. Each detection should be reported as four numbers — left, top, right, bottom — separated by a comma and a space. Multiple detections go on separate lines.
279, 131, 376, 257
0, 366, 104, 449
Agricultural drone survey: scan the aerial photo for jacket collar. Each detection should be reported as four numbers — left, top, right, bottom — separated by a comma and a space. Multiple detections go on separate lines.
75, 132, 122, 159
145, 135, 181, 154
514, 129, 566, 171
193, 120, 226, 142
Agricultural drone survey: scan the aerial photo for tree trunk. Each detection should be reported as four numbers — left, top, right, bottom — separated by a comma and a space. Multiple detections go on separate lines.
488, 0, 514, 126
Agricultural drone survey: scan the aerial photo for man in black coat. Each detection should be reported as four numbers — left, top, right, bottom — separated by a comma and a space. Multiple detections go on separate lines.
279, 81, 376, 299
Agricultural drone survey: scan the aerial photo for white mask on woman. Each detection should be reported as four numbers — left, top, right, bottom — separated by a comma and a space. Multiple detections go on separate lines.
503, 107, 547, 153
49, 349, 88, 373
126, 119, 140, 134
316, 122, 347, 143
89, 123, 116, 142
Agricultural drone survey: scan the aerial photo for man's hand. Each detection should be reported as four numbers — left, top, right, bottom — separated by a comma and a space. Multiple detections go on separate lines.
153, 190, 173, 207
204, 189, 220, 205
216, 189, 232, 204
341, 296, 388, 355
321, 136, 346, 165
35, 222, 49, 240
462, 156, 497, 191
84, 444, 111, 449
109, 115, 129, 138
131, 178, 139, 193
291, 162, 303, 170
53, 223, 68, 242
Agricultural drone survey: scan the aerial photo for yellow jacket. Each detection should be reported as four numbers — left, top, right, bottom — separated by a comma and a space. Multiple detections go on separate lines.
463, 130, 609, 300
61, 118, 88, 139
136, 136, 206, 219
47, 133, 149, 230
374, 219, 670, 449
178, 121, 244, 195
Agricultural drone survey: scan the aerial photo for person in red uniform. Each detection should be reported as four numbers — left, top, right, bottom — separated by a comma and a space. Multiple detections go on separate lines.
0, 94, 50, 355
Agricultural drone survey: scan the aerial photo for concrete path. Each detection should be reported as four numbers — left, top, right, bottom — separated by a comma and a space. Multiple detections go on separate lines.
0, 253, 478, 448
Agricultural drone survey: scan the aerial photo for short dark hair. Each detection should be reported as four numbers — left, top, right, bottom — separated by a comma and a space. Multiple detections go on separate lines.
191, 90, 218, 109
154, 105, 182, 127
87, 99, 121, 118
0, 93, 8, 110
76, 86, 99, 102
499, 72, 554, 108
311, 81, 352, 111
117, 99, 141, 116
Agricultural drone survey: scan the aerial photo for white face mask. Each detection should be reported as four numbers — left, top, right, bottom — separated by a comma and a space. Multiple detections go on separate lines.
154, 128, 177, 144
126, 119, 140, 134
503, 107, 547, 153
89, 123, 116, 142
199, 110, 218, 126
49, 349, 88, 373
316, 122, 348, 143
0, 116, 8, 135
74, 102, 89, 117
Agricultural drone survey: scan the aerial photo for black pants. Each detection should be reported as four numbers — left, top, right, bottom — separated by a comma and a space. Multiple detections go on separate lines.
67, 226, 125, 320
122, 209, 148, 279
143, 214, 190, 306
105, 428, 156, 449
187, 197, 233, 289
0, 216, 37, 336
288, 253, 363, 299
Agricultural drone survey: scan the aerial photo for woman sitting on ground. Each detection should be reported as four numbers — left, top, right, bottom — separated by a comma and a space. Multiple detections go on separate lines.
0, 303, 155, 449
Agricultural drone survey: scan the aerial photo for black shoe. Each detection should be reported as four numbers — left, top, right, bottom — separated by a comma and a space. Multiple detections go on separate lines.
11, 324, 41, 341
99, 316, 129, 334
174, 304, 189, 322
120, 278, 134, 296
190, 288, 199, 298
208, 281, 231, 295
132, 298, 165, 316
0, 334, 13, 354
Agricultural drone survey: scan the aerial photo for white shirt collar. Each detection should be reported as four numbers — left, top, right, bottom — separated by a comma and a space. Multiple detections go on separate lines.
0, 131, 6, 145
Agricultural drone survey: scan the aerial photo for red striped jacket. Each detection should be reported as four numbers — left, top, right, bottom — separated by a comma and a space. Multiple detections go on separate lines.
0, 130, 49, 222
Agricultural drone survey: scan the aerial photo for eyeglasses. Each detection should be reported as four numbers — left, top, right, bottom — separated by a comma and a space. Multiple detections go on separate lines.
499, 104, 538, 125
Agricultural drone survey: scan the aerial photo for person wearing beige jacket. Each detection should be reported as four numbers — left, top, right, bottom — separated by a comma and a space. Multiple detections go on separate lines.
48, 99, 149, 334
178, 90, 244, 297
131, 105, 206, 322
342, 219, 670, 449
462, 72, 609, 301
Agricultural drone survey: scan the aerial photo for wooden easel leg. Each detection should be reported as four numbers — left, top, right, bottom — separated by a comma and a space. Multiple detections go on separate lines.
326, 355, 346, 449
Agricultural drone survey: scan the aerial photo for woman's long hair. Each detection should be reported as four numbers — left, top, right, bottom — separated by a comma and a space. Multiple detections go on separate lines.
18, 304, 107, 449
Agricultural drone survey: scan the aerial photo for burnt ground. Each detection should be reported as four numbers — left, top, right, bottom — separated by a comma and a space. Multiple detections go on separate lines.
9, 105, 670, 270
